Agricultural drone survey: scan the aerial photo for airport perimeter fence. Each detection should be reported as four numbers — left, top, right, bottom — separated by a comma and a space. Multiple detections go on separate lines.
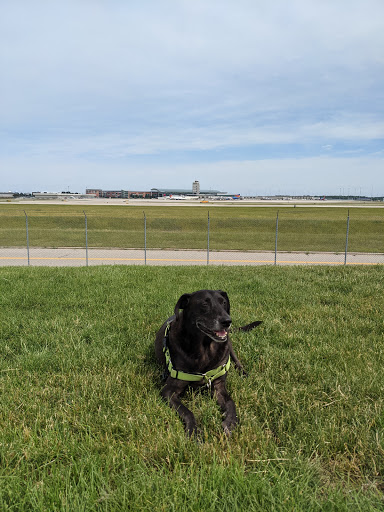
0, 207, 383, 266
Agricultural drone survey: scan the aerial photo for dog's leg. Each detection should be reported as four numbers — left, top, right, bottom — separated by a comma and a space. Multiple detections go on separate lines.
213, 379, 238, 434
161, 379, 197, 437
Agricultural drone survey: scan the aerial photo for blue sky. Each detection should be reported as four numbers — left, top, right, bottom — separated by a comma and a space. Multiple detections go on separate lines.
1, 0, 383, 196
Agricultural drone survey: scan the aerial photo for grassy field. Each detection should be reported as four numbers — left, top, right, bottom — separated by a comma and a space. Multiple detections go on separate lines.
1, 203, 384, 253
1, 264, 383, 510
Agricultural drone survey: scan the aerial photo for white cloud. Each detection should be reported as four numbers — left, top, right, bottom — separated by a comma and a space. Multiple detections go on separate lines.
1, 0, 383, 194
3, 154, 383, 197
5, 114, 383, 161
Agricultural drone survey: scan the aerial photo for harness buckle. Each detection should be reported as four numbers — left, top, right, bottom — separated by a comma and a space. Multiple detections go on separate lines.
202, 373, 212, 391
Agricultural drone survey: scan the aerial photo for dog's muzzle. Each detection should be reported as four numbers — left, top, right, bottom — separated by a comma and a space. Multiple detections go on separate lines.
196, 322, 231, 342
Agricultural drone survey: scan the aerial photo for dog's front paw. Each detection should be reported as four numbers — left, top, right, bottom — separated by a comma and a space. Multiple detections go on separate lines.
222, 416, 238, 435
185, 419, 199, 438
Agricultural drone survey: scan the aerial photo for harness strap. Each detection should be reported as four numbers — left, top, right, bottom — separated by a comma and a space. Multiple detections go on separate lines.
162, 317, 230, 384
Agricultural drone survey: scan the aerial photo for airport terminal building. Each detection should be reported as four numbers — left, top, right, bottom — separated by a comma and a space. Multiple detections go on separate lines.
86, 181, 227, 199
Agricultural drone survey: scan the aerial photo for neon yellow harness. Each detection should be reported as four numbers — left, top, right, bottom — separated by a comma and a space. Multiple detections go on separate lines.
163, 319, 231, 386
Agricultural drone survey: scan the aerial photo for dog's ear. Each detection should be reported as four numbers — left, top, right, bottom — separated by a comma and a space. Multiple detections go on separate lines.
218, 290, 230, 314
174, 293, 191, 320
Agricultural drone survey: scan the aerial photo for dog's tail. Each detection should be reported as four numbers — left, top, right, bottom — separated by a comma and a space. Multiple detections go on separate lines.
233, 320, 262, 332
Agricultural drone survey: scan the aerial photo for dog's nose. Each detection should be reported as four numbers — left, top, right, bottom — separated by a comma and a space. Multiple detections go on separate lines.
220, 318, 232, 329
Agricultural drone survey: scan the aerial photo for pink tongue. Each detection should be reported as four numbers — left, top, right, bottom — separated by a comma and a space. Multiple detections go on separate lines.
215, 330, 227, 337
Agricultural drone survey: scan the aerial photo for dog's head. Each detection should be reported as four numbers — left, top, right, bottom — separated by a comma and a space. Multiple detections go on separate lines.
174, 289, 231, 343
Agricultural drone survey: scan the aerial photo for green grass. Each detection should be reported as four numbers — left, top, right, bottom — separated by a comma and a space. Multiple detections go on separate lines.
1, 203, 384, 253
1, 265, 384, 510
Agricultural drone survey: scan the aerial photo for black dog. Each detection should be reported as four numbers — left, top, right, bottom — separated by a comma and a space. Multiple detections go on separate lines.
154, 289, 262, 436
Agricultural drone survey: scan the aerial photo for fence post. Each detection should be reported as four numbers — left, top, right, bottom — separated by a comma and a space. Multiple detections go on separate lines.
144, 211, 147, 265
207, 210, 210, 265
344, 209, 350, 266
24, 210, 30, 266
83, 211, 88, 267
274, 210, 279, 265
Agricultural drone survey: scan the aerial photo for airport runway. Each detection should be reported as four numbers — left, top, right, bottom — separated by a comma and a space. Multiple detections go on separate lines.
13, 198, 384, 208
1, 247, 382, 266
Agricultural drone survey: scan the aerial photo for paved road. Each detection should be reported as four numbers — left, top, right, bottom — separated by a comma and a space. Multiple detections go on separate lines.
1, 247, 383, 266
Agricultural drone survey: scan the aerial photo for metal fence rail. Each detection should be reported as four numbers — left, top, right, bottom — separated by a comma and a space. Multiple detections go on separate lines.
0, 208, 383, 266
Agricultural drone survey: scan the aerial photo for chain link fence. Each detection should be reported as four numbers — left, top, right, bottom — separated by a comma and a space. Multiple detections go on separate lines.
0, 207, 383, 266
